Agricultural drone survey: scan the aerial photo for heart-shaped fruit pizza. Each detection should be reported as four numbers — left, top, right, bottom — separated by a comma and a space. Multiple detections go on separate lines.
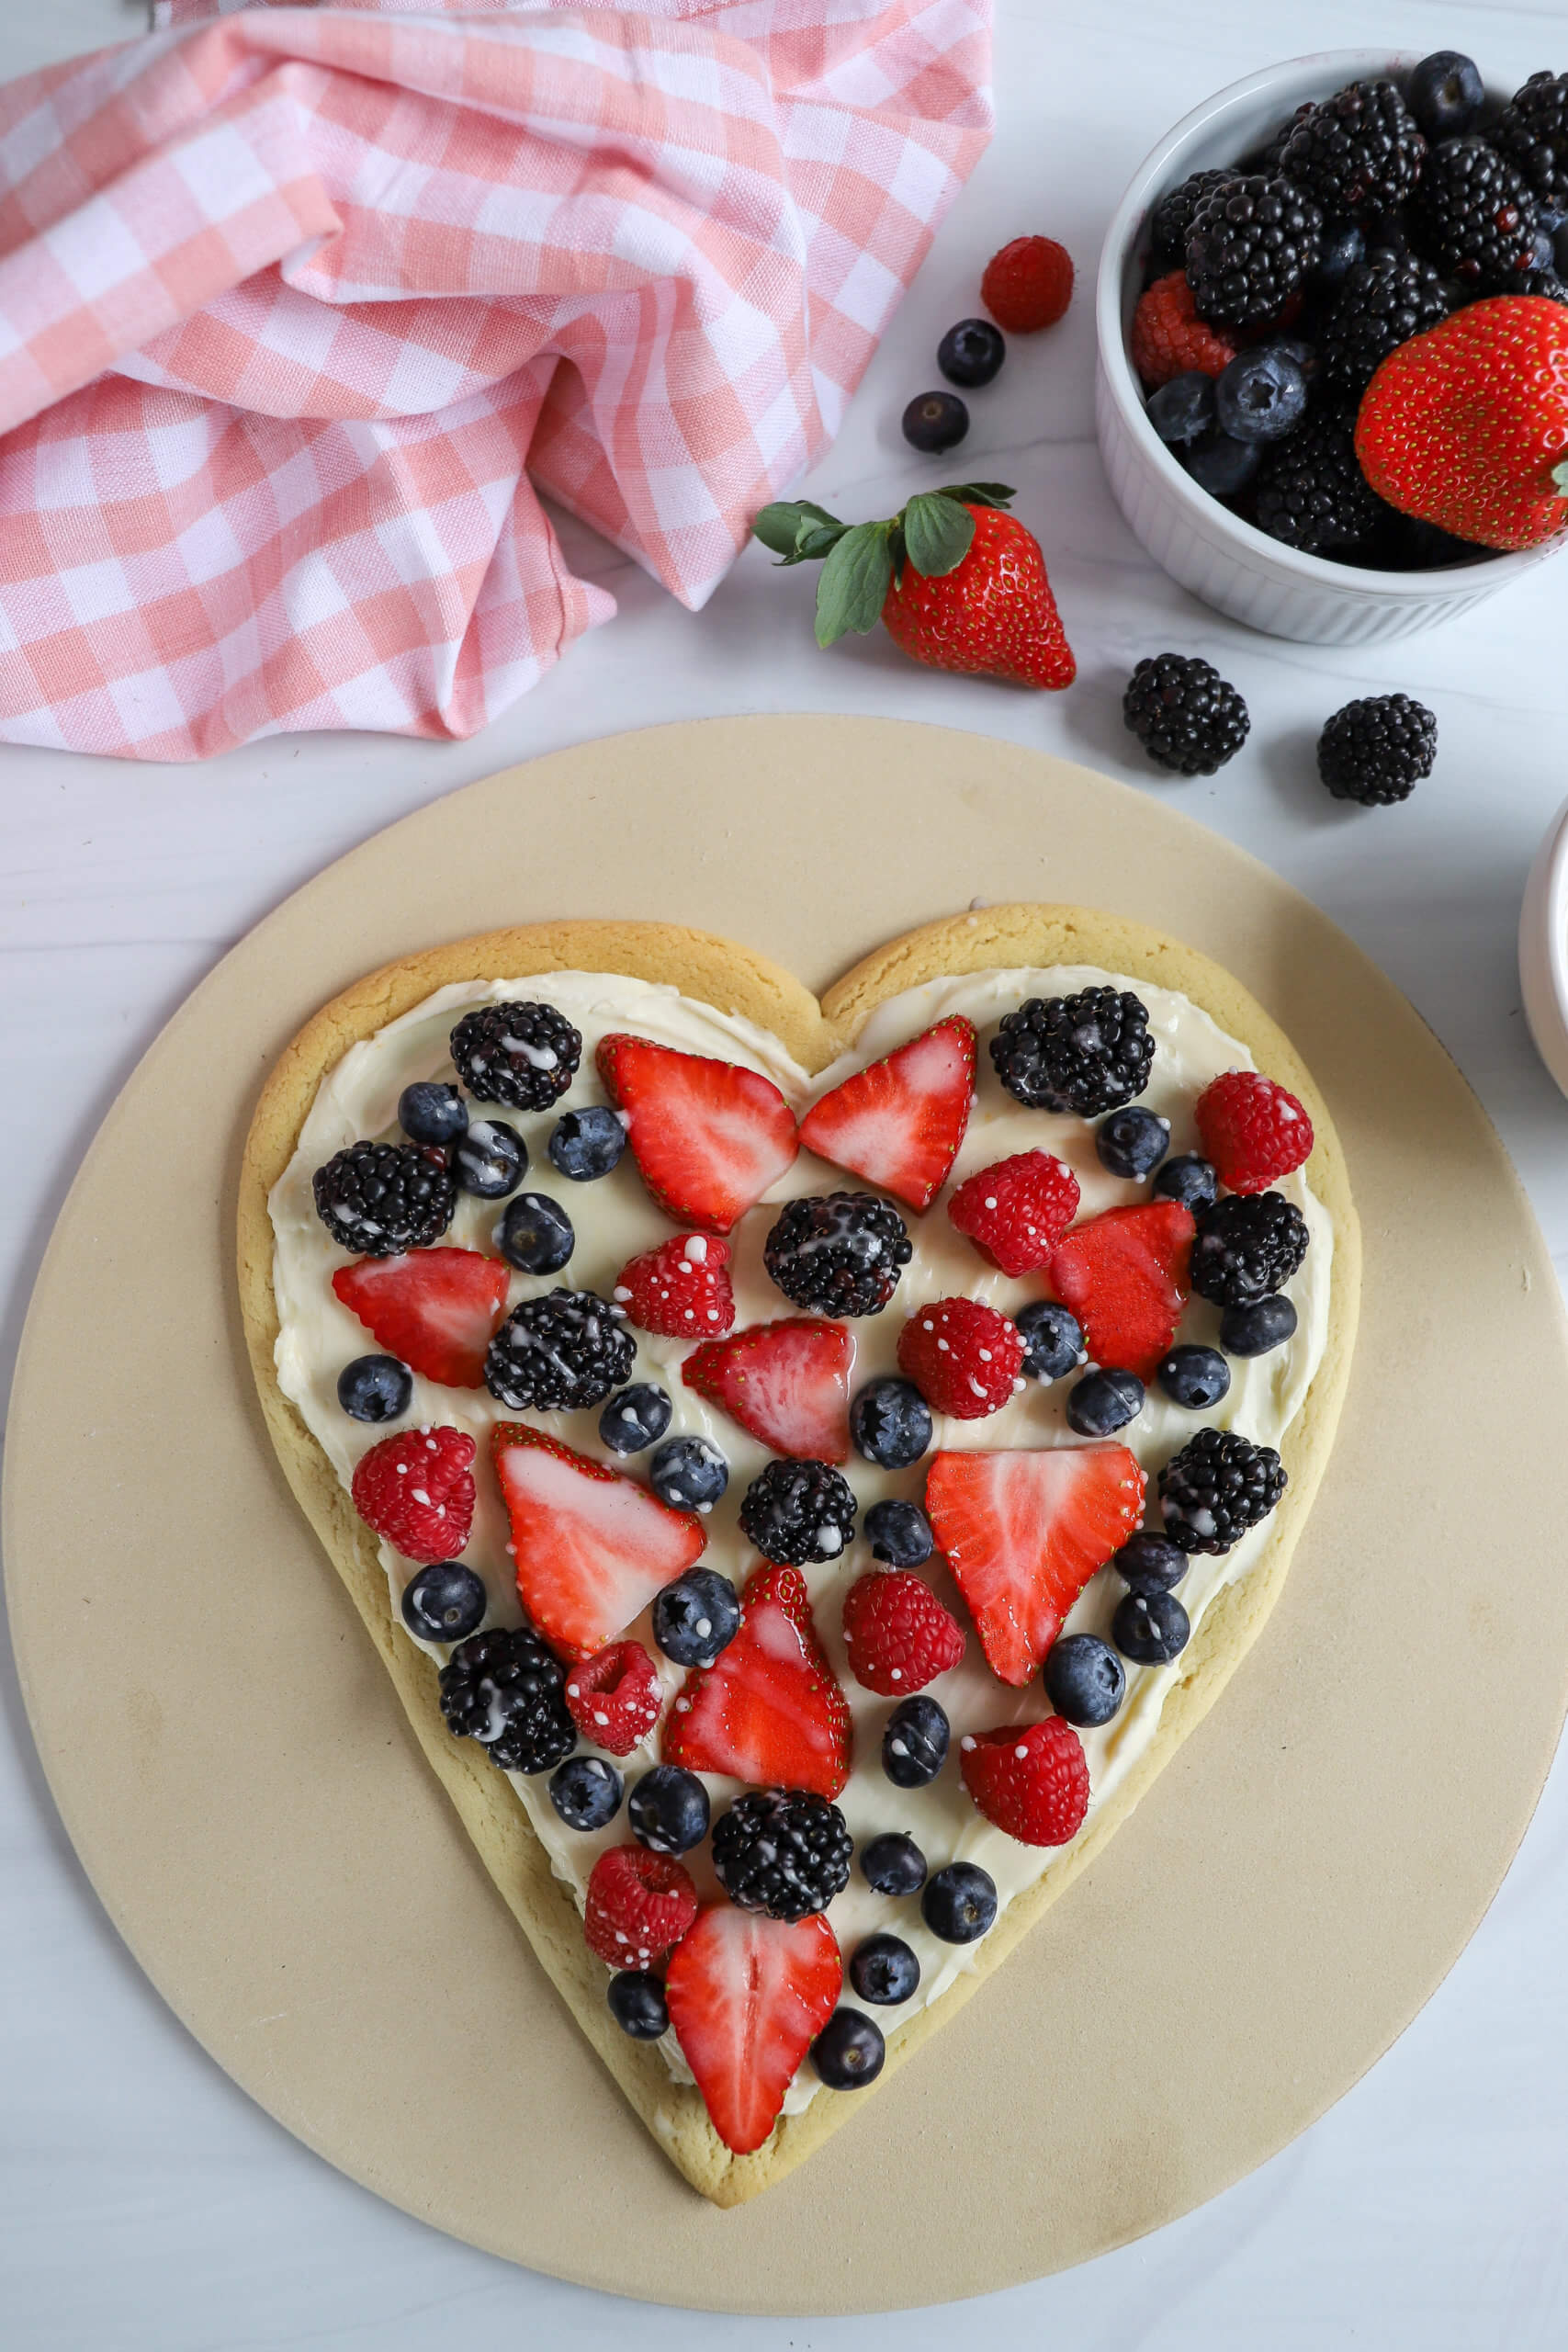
238, 907, 1358, 2206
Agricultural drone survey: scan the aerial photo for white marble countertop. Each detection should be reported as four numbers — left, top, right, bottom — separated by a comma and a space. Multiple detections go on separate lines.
6, 0, 1568, 2344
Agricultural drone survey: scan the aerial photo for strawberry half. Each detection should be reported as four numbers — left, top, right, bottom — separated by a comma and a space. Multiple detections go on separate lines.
332, 1249, 509, 1388
1047, 1201, 1196, 1382
662, 1563, 852, 1797
797, 1015, 976, 1212
595, 1034, 797, 1234
926, 1445, 1145, 1685
682, 1317, 855, 1463
491, 1423, 705, 1660
613, 1233, 735, 1340
665, 1905, 841, 2156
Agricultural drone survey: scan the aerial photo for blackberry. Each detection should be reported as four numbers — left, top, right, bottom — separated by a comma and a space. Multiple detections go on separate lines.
990, 987, 1155, 1116
1158, 1426, 1287, 1555
739, 1459, 857, 1565
1321, 252, 1453, 396
711, 1789, 852, 1920
763, 1193, 912, 1317
448, 1001, 581, 1112
1412, 138, 1539, 288
1254, 405, 1385, 553
483, 1288, 634, 1410
1255, 102, 1317, 175
1186, 174, 1325, 331
311, 1139, 456, 1255
1151, 167, 1237, 263
1317, 693, 1438, 805
1190, 1192, 1309, 1307
1278, 80, 1426, 220
1494, 72, 1568, 218
1524, 267, 1568, 304
1123, 653, 1249, 776
438, 1625, 574, 1774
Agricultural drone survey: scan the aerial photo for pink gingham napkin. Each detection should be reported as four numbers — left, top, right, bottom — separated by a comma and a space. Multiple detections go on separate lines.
0, 1, 989, 759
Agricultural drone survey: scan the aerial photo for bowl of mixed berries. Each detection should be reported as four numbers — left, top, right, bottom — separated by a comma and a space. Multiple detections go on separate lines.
1095, 51, 1568, 642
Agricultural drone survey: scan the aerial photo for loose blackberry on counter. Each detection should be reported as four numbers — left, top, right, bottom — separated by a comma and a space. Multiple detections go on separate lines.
739, 1459, 857, 1565
1278, 79, 1427, 220
448, 1001, 581, 1112
764, 1193, 912, 1318
1185, 174, 1325, 331
711, 1789, 853, 1920
1123, 653, 1249, 776
483, 1288, 634, 1411
312, 1139, 456, 1255
1254, 404, 1386, 553
438, 1625, 575, 1774
1321, 252, 1453, 396
1493, 71, 1568, 218
1190, 1191, 1310, 1306
1151, 167, 1238, 264
990, 986, 1154, 1114
1411, 137, 1539, 288
1318, 693, 1438, 804
1159, 1426, 1288, 1555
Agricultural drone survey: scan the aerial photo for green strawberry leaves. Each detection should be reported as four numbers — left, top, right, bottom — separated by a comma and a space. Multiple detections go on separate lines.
752, 482, 1016, 646
814, 522, 896, 645
901, 492, 975, 580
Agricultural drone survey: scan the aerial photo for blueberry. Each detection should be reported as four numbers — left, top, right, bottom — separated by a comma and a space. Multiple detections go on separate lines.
921, 1860, 998, 1944
1066, 1367, 1144, 1437
548, 1753, 623, 1832
649, 1435, 728, 1514
1044, 1633, 1126, 1727
337, 1352, 412, 1424
1311, 220, 1364, 290
651, 1567, 740, 1667
902, 390, 969, 454
1112, 1532, 1187, 1595
862, 1830, 927, 1897
1015, 1300, 1085, 1383
851, 1376, 933, 1469
1534, 224, 1559, 272
453, 1117, 526, 1198
863, 1498, 935, 1567
811, 2007, 886, 2089
850, 1932, 920, 2006
398, 1080, 468, 1147
1269, 334, 1322, 390
1184, 428, 1260, 497
1156, 1343, 1231, 1410
1113, 1587, 1190, 1666
1096, 1104, 1170, 1180
881, 1694, 950, 1789
1146, 370, 1215, 446
1406, 51, 1484, 143
400, 1560, 487, 1643
1213, 348, 1308, 444
1153, 1153, 1217, 1214
1220, 1293, 1298, 1355
495, 1190, 574, 1273
627, 1764, 711, 1855
1556, 220, 1568, 279
548, 1106, 626, 1182
599, 1382, 673, 1456
937, 317, 1006, 388
607, 1969, 669, 2041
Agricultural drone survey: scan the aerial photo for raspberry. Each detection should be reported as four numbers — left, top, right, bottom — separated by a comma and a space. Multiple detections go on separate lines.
350, 1425, 476, 1563
1195, 1071, 1314, 1194
897, 1296, 1025, 1420
1131, 271, 1238, 389
612, 1233, 735, 1340
981, 235, 1073, 332
840, 1570, 966, 1697
583, 1845, 698, 1968
945, 1150, 1080, 1276
563, 1640, 663, 1758
959, 1717, 1089, 1848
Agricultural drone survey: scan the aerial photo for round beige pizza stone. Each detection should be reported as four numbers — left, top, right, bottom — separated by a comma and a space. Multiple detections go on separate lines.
6, 716, 1567, 2312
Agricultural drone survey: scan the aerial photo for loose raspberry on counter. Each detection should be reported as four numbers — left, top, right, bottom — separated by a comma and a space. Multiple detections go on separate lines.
1195, 1070, 1314, 1193
981, 235, 1074, 332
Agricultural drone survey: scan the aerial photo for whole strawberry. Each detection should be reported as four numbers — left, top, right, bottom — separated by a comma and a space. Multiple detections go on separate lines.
960, 1716, 1089, 1847
1356, 295, 1568, 550
841, 1570, 966, 1695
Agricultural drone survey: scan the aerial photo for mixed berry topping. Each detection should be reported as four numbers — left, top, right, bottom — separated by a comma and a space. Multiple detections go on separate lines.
1190, 1190, 1310, 1305
438, 1624, 574, 1775
739, 1459, 857, 1565
990, 987, 1155, 1115
1158, 1426, 1289, 1555
449, 1001, 581, 1112
483, 1288, 633, 1411
763, 1193, 912, 1317
712, 1789, 854, 1920
313, 1138, 456, 1255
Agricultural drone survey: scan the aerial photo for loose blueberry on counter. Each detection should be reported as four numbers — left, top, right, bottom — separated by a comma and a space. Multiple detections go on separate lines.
1112, 1531, 1188, 1594
851, 1375, 934, 1469
495, 1191, 575, 1273
452, 1117, 526, 1199
398, 1080, 468, 1147
548, 1753, 624, 1832
1044, 1632, 1126, 1727
1406, 49, 1484, 143
649, 1434, 729, 1514
337, 1352, 413, 1424
1184, 428, 1260, 498
548, 1105, 627, 1182
1015, 1300, 1085, 1383
1146, 370, 1215, 447
850, 1933, 921, 2007
812, 2007, 886, 2089
902, 390, 969, 454
882, 1694, 951, 1789
607, 1969, 670, 2041
1113, 1587, 1190, 1666
1156, 1343, 1231, 1410
1153, 1153, 1218, 1214
627, 1764, 711, 1856
864, 1498, 935, 1568
862, 1831, 928, 1898
1096, 1104, 1170, 1181
937, 317, 1006, 388
599, 1382, 673, 1456
651, 1566, 740, 1667
1220, 1293, 1299, 1356
400, 1559, 487, 1643
922, 1860, 998, 1945
1213, 347, 1308, 443
1067, 1366, 1144, 1438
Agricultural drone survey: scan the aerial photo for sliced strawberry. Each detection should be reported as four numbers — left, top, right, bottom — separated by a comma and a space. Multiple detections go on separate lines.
332, 1249, 509, 1388
798, 1015, 976, 1212
682, 1318, 855, 1463
613, 1233, 735, 1340
1047, 1201, 1195, 1381
925, 1446, 1145, 1686
662, 1562, 852, 1797
665, 1905, 841, 2156
491, 1423, 705, 1660
595, 1034, 797, 1235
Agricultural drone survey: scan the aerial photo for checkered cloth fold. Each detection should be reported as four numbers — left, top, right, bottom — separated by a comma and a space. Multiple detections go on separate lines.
0, 0, 989, 757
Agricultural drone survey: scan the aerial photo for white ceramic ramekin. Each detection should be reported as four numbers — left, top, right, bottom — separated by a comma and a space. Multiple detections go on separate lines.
1095, 51, 1565, 644
1519, 794, 1568, 1099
